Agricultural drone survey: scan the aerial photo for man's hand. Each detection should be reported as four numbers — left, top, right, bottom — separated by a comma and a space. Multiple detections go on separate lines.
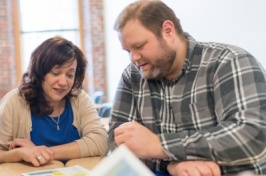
167, 160, 221, 176
114, 121, 167, 159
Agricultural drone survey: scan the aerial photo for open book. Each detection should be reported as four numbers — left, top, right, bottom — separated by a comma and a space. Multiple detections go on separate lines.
21, 165, 90, 176
90, 144, 155, 176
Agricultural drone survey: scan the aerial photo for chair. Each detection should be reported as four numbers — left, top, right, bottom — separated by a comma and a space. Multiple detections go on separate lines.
98, 103, 112, 118
93, 91, 104, 104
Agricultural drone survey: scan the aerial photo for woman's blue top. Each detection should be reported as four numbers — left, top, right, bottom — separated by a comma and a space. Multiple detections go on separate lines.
31, 99, 80, 147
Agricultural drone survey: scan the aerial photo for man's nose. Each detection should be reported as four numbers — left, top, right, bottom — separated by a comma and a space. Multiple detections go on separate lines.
130, 52, 141, 63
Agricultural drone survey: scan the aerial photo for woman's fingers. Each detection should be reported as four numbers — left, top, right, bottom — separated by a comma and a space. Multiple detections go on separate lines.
18, 145, 54, 167
9, 138, 36, 150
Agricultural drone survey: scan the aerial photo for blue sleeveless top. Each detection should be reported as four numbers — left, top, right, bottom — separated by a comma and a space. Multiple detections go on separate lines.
31, 99, 80, 147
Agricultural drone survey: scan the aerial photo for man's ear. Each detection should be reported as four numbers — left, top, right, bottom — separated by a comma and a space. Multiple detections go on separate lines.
162, 20, 175, 37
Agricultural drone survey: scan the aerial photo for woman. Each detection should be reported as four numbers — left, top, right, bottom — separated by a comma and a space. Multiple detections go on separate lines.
0, 36, 107, 167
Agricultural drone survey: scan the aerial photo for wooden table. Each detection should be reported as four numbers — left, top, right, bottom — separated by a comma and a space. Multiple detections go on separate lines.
65, 157, 101, 170
0, 157, 101, 176
2, 158, 265, 176
101, 117, 110, 131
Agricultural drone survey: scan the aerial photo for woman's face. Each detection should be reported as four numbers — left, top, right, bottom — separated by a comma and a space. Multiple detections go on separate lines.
42, 59, 77, 104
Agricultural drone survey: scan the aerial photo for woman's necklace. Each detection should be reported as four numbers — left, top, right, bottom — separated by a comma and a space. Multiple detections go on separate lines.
50, 102, 62, 130
50, 115, 60, 130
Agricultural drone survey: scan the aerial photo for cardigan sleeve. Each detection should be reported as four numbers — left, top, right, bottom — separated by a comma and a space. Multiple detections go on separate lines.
0, 88, 30, 150
71, 90, 108, 157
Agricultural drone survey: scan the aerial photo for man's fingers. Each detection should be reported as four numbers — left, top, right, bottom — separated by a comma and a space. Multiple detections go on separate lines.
204, 161, 221, 176
167, 161, 221, 176
114, 122, 133, 136
195, 162, 213, 176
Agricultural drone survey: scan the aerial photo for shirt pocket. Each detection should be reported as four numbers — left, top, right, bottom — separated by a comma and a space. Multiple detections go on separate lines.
173, 100, 217, 131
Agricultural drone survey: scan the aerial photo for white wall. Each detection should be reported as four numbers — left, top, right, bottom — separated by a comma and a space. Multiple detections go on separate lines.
104, 0, 266, 102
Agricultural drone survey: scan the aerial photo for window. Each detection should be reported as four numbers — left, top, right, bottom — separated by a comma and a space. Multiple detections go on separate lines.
19, 0, 80, 72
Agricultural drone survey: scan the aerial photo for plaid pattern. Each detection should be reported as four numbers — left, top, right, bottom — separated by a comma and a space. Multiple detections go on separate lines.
108, 34, 266, 175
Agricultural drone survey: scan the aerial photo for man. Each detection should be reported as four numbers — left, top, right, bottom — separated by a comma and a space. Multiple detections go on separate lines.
108, 0, 266, 175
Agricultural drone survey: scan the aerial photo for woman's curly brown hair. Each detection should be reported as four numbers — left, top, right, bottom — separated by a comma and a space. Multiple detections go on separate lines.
19, 36, 87, 115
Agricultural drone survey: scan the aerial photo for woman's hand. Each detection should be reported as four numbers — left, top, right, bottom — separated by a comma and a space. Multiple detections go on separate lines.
9, 138, 35, 150
167, 160, 221, 176
8, 138, 54, 166
16, 145, 55, 167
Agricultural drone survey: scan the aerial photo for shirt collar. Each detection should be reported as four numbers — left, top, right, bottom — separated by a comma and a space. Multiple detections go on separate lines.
182, 32, 197, 73
160, 33, 196, 84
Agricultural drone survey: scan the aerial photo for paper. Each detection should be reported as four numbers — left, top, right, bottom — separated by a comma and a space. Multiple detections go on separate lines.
21, 165, 91, 176
91, 144, 155, 176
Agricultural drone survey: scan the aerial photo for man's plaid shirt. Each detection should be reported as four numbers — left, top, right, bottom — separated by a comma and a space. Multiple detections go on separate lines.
108, 34, 266, 175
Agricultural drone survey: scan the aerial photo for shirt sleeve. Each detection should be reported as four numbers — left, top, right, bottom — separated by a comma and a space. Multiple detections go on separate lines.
108, 66, 137, 150
160, 53, 266, 166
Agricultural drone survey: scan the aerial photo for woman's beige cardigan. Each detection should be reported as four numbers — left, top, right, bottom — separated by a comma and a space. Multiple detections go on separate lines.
0, 88, 107, 157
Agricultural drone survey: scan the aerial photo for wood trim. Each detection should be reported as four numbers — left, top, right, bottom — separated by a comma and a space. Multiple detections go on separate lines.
13, 0, 22, 85
78, 0, 84, 51
78, 0, 88, 91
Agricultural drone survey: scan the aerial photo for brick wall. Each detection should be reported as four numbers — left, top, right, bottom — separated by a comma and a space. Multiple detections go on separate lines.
82, 0, 108, 102
0, 0, 107, 101
0, 0, 17, 98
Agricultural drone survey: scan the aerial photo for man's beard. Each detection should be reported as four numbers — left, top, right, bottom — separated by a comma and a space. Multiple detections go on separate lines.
139, 40, 176, 80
